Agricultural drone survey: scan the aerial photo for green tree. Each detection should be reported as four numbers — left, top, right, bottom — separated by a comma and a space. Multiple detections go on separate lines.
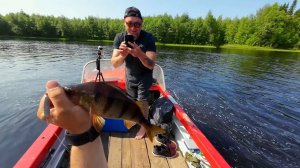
153, 14, 174, 43
70, 18, 88, 38
56, 16, 72, 37
223, 18, 239, 44
5, 11, 35, 36
215, 16, 226, 47
172, 14, 192, 44
254, 4, 299, 48
33, 15, 57, 37
0, 6, 299, 49
0, 14, 11, 35
295, 9, 300, 17
234, 16, 256, 45
85, 16, 99, 39
106, 19, 123, 40
288, 0, 298, 15
191, 17, 209, 45
204, 11, 224, 48
143, 16, 158, 40
95, 19, 107, 40
279, 3, 289, 13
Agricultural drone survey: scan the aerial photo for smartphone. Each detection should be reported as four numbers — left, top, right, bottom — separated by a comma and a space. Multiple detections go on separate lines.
125, 35, 134, 48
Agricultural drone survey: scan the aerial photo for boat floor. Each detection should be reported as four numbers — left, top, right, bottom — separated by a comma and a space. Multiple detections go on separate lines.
100, 126, 188, 168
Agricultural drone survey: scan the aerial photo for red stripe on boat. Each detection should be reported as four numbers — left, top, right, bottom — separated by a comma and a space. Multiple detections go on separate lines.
14, 124, 62, 168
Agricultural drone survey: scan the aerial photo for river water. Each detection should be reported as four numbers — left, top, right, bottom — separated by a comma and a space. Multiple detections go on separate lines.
0, 40, 299, 168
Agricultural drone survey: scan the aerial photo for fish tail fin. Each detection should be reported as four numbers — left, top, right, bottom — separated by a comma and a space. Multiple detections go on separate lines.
92, 114, 105, 132
145, 125, 165, 142
124, 120, 136, 129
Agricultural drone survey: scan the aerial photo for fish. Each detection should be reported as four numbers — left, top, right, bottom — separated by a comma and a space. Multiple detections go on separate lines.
45, 82, 164, 142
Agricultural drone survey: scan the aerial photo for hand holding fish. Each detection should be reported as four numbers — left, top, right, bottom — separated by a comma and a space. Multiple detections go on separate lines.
37, 80, 164, 142
37, 80, 91, 134
37, 81, 108, 168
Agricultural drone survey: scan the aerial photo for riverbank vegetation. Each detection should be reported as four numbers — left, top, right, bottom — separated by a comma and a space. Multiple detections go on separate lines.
0, 1, 299, 50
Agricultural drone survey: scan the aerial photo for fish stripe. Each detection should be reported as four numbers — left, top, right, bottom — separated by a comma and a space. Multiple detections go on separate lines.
94, 95, 106, 115
117, 101, 130, 118
102, 96, 115, 115
124, 104, 139, 121
137, 115, 145, 124
131, 106, 144, 123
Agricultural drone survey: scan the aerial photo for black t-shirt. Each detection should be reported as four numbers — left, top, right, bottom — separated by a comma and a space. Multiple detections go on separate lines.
113, 30, 156, 83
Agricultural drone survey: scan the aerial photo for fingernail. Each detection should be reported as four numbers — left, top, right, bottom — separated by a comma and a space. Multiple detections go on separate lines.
46, 80, 60, 90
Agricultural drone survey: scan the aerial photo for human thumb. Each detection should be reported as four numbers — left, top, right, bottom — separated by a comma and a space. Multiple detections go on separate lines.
36, 80, 62, 121
46, 80, 71, 110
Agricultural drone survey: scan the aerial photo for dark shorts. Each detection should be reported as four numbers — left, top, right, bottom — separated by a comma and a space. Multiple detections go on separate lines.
126, 73, 153, 101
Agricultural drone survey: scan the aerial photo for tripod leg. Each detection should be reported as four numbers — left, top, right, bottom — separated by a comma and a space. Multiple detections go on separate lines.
100, 73, 105, 81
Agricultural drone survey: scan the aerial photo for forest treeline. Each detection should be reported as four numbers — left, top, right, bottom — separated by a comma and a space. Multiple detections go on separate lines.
0, 1, 299, 49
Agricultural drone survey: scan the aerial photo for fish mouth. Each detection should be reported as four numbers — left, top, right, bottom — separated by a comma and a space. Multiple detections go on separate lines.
63, 86, 73, 94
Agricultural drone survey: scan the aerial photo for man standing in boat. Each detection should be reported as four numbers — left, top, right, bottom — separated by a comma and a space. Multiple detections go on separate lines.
111, 7, 157, 139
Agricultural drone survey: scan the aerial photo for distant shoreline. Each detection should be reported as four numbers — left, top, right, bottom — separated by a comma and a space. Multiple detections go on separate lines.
1, 36, 300, 53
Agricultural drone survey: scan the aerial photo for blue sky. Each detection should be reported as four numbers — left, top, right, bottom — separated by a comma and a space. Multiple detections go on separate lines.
0, 0, 299, 19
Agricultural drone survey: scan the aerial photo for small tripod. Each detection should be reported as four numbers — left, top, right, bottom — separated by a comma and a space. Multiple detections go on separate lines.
95, 46, 105, 82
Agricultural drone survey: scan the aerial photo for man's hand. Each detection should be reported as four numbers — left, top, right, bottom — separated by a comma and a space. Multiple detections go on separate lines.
111, 42, 130, 68
37, 80, 91, 134
118, 41, 130, 57
127, 42, 143, 57
127, 41, 156, 70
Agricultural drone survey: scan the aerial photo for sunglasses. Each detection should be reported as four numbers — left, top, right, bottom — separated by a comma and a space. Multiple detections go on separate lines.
125, 22, 142, 28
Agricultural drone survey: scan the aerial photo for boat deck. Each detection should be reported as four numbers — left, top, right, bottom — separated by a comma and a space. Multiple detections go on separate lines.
100, 126, 188, 168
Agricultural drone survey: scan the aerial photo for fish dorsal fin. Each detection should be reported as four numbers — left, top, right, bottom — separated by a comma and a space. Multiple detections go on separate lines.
101, 82, 135, 102
101, 82, 125, 94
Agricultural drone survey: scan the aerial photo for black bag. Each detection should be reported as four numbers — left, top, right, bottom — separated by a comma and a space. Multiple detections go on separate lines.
149, 97, 174, 126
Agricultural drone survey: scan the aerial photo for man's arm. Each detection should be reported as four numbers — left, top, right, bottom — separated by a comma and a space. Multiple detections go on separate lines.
136, 51, 156, 70
111, 49, 127, 68
111, 42, 129, 68
70, 137, 107, 168
37, 81, 108, 168
128, 41, 156, 70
